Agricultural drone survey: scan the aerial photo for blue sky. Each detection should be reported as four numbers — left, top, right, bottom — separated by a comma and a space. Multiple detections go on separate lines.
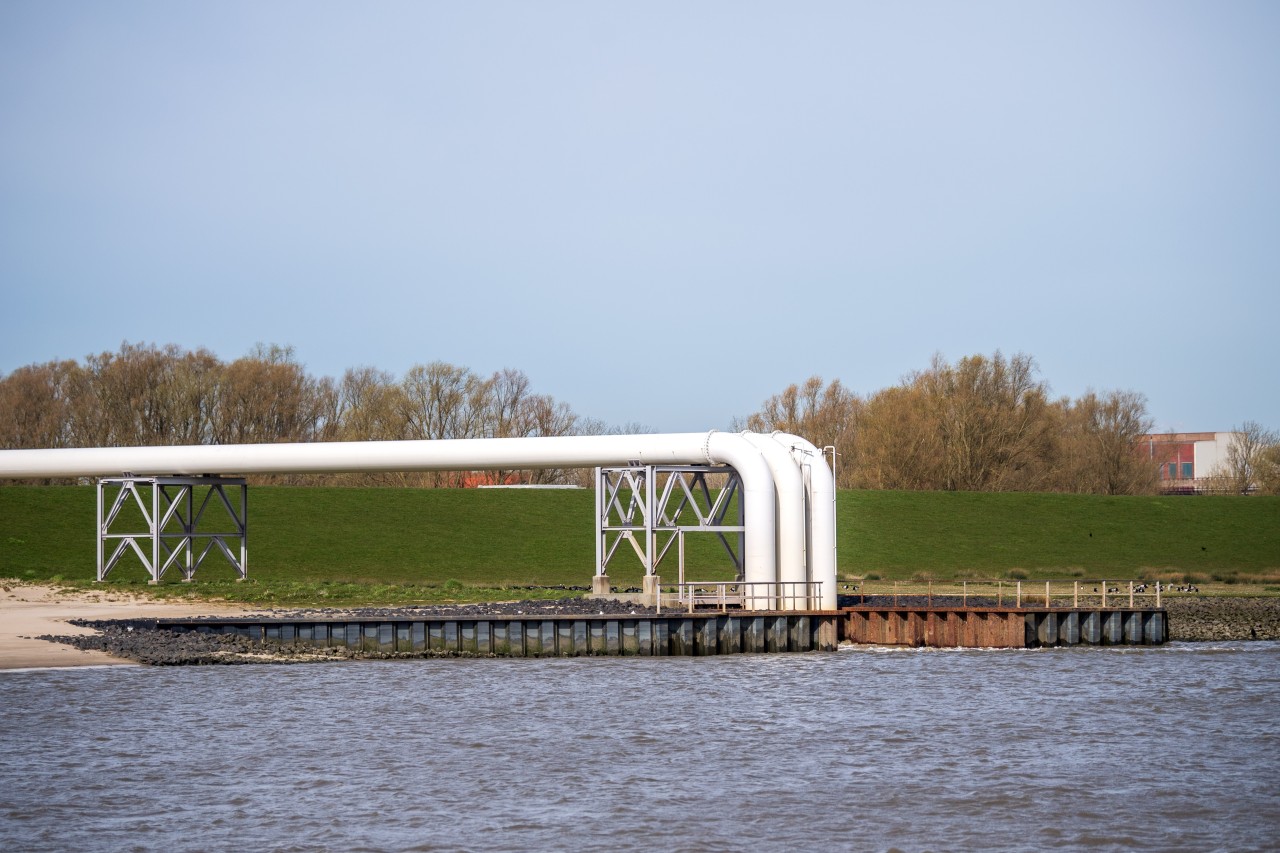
2, 1, 1277, 434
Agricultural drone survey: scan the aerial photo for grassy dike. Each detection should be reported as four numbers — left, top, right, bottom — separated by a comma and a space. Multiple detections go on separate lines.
1, 486, 1277, 606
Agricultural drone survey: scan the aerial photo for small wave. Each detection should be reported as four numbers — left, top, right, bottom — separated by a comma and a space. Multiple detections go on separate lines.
0, 664, 132, 675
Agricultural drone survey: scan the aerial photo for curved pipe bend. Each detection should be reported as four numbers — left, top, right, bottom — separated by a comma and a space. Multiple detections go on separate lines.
702, 431, 777, 598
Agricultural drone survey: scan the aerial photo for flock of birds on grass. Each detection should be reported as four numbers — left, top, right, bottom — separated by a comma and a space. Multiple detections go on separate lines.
1093, 582, 1200, 594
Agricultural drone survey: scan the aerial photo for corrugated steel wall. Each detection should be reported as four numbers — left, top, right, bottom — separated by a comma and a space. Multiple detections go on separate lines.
841, 606, 1167, 648
157, 612, 842, 657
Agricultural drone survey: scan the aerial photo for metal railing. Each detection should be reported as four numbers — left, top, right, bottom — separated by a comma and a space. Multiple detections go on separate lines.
670, 581, 823, 613
844, 579, 1166, 609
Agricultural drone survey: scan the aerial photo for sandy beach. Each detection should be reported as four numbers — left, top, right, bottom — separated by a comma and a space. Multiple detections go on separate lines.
0, 583, 259, 670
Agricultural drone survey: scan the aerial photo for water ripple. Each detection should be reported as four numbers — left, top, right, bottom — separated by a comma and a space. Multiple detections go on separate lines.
2, 644, 1278, 851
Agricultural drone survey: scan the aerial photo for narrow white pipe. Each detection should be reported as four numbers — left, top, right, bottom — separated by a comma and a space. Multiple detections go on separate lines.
771, 432, 838, 610
0, 432, 783, 610
740, 432, 807, 610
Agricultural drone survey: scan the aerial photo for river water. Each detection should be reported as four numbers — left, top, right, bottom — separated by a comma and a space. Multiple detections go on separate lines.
2, 642, 1278, 852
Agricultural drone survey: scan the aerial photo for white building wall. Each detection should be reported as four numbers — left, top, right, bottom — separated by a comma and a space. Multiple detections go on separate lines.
1195, 433, 1234, 478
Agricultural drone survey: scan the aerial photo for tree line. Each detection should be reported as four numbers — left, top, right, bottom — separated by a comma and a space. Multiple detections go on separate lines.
2, 343, 1275, 494
737, 352, 1279, 496
0, 342, 634, 486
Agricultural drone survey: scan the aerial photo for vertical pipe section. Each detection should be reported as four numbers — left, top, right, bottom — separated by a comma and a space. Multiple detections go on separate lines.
770, 432, 838, 610
740, 432, 806, 609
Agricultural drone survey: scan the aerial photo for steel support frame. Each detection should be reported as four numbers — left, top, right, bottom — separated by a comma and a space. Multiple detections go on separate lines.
96, 476, 248, 583
594, 464, 745, 581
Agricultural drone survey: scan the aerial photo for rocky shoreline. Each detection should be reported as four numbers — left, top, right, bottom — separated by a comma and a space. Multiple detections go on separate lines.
36, 595, 1280, 665
1162, 596, 1280, 642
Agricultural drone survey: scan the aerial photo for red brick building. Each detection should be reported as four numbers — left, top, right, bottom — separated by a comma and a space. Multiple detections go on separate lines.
1138, 432, 1234, 493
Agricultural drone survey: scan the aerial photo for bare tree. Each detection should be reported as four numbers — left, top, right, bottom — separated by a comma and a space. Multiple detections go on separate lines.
1054, 389, 1157, 495
1256, 442, 1280, 496
398, 362, 492, 486
323, 367, 409, 485
914, 351, 1054, 491
741, 376, 861, 487
61, 342, 222, 447
853, 385, 944, 489
162, 348, 224, 445
484, 368, 532, 439
0, 360, 80, 451
400, 362, 486, 442
210, 346, 335, 446
1215, 421, 1279, 494
336, 366, 406, 442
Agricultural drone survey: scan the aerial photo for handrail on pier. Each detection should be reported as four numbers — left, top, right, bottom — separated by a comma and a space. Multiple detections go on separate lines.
672, 581, 823, 613
845, 579, 1166, 609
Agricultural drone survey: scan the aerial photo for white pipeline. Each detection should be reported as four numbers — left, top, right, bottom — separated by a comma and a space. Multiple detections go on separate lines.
0, 430, 837, 608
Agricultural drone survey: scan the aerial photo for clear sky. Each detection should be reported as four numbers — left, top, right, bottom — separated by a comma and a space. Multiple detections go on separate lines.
2, 1, 1277, 435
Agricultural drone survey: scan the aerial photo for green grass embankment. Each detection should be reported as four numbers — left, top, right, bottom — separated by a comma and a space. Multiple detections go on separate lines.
1, 486, 1277, 605
841, 490, 1280, 580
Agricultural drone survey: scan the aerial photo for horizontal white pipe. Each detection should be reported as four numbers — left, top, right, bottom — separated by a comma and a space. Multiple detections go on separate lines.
0, 432, 783, 607
0, 434, 727, 479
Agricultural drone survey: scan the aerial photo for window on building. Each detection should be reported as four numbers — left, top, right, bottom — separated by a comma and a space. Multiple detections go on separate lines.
1168, 462, 1177, 479
1181, 462, 1194, 479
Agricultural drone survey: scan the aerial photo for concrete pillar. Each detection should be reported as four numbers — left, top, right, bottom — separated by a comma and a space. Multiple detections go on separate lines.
1124, 611, 1143, 644
654, 620, 670, 655
1144, 611, 1166, 645
1060, 611, 1081, 645
637, 620, 653, 655
1103, 611, 1123, 644
642, 574, 661, 606
1082, 611, 1101, 645
592, 574, 612, 595
1037, 612, 1059, 647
